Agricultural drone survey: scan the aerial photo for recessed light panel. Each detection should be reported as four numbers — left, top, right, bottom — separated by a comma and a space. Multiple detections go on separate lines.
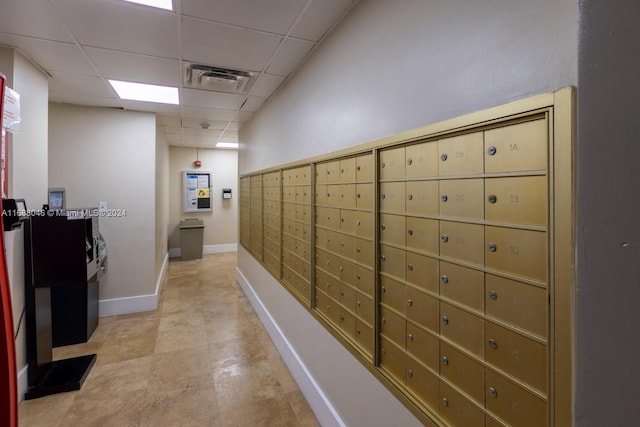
121, 0, 173, 11
216, 142, 239, 149
109, 80, 179, 105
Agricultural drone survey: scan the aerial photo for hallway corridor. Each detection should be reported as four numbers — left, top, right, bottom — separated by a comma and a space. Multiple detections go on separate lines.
18, 252, 320, 427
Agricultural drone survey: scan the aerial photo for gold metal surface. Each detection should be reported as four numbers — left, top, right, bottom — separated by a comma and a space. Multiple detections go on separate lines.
406, 180, 439, 215
440, 342, 485, 405
356, 183, 374, 210
485, 274, 547, 338
380, 147, 406, 180
439, 178, 484, 219
380, 336, 406, 385
355, 238, 374, 267
405, 288, 439, 334
406, 141, 439, 179
438, 132, 484, 176
356, 320, 374, 357
439, 261, 485, 312
439, 381, 486, 427
315, 162, 327, 184
406, 356, 440, 409
340, 157, 356, 183
439, 302, 485, 357
356, 153, 374, 182
485, 322, 547, 394
340, 259, 357, 287
484, 119, 547, 174
406, 323, 439, 372
355, 265, 374, 296
406, 217, 439, 255
380, 182, 406, 212
326, 160, 341, 184
339, 184, 356, 209
380, 306, 406, 348
356, 292, 374, 323
406, 252, 439, 294
380, 245, 406, 281
439, 221, 485, 266
380, 213, 406, 247
485, 176, 547, 226
380, 275, 406, 314
485, 226, 547, 282
485, 369, 547, 427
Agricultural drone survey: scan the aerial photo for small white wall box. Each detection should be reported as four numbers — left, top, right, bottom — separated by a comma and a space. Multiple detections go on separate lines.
222, 188, 232, 199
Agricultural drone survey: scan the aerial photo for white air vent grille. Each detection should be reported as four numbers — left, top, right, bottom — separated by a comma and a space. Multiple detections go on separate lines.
183, 63, 256, 94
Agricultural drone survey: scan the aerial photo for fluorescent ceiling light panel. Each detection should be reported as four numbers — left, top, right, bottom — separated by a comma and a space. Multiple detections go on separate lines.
109, 80, 179, 105
216, 142, 239, 149
121, 0, 173, 11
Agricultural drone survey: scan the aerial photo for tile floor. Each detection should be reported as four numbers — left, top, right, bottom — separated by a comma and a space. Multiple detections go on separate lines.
18, 252, 320, 427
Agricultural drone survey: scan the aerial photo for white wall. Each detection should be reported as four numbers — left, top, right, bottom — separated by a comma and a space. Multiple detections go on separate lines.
238, 0, 577, 425
168, 146, 238, 255
49, 104, 157, 308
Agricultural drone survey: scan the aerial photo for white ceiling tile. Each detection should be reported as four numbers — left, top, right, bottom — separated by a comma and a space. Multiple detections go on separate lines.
226, 122, 241, 131
50, 0, 178, 58
218, 135, 239, 143
290, 0, 354, 41
248, 73, 286, 98
0, 35, 97, 76
182, 16, 281, 72
48, 97, 123, 109
266, 38, 315, 76
0, 0, 73, 43
182, 0, 306, 35
240, 96, 266, 112
85, 47, 181, 86
182, 88, 245, 110
221, 130, 238, 139
179, 134, 221, 146
157, 116, 181, 127
182, 128, 223, 137
234, 111, 254, 122
181, 106, 238, 122
120, 100, 182, 115
49, 72, 115, 98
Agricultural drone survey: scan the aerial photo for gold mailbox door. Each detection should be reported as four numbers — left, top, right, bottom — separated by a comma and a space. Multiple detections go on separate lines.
339, 234, 356, 261
356, 183, 374, 210
484, 119, 548, 174
380, 245, 406, 281
340, 157, 356, 183
405, 217, 439, 256
405, 356, 439, 409
339, 259, 357, 287
439, 178, 484, 220
405, 180, 439, 216
485, 322, 547, 394
326, 184, 341, 208
439, 381, 486, 427
380, 275, 406, 315
405, 288, 439, 334
439, 302, 485, 357
380, 147, 406, 180
338, 184, 356, 209
356, 320, 374, 357
380, 182, 406, 213
380, 336, 406, 385
315, 184, 327, 205
355, 238, 374, 267
356, 153, 374, 182
380, 305, 406, 348
439, 262, 485, 312
355, 265, 374, 296
315, 162, 327, 184
485, 176, 548, 226
485, 226, 547, 282
406, 323, 439, 372
325, 160, 341, 184
406, 252, 439, 294
438, 132, 484, 176
485, 274, 547, 338
380, 213, 406, 247
439, 221, 485, 266
353, 210, 373, 239
405, 141, 439, 179
440, 342, 485, 405
485, 369, 547, 427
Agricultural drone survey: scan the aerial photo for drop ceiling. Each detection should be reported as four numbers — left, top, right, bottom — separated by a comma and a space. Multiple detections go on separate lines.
0, 0, 358, 148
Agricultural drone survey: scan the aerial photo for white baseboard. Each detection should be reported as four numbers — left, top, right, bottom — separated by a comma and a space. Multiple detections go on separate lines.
169, 243, 237, 258
17, 364, 28, 403
236, 267, 345, 427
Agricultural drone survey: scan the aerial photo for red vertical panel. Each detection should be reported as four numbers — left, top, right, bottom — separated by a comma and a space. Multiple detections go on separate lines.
0, 72, 18, 427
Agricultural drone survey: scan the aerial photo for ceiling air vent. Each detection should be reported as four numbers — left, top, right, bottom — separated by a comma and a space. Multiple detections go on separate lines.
183, 62, 256, 94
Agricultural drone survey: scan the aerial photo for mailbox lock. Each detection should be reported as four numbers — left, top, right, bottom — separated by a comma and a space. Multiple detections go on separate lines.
441, 275, 449, 284
381, 224, 386, 230
356, 328, 361, 335
381, 162, 386, 168
407, 299, 413, 307
487, 146, 497, 155
407, 334, 414, 341
381, 286, 386, 293
441, 194, 448, 202
488, 194, 497, 204
357, 193, 361, 198
489, 387, 498, 398
381, 317, 386, 324
442, 397, 449, 407
407, 229, 413, 236
489, 339, 498, 349
356, 274, 361, 280
442, 356, 449, 366
441, 234, 449, 243
441, 153, 448, 161
407, 158, 413, 165
407, 369, 413, 378
381, 193, 386, 199
356, 247, 361, 253
357, 165, 361, 171
357, 300, 361, 307
488, 243, 497, 252
381, 255, 386, 262
407, 264, 414, 271
442, 315, 449, 325
407, 194, 413, 200
489, 290, 498, 300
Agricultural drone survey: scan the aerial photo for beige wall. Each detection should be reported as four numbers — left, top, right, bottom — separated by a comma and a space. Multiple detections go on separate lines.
168, 146, 237, 254
0, 47, 49, 399
155, 125, 169, 284
48, 103, 157, 301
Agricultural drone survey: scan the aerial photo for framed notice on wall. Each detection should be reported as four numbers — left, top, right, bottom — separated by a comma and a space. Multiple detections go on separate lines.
183, 170, 212, 212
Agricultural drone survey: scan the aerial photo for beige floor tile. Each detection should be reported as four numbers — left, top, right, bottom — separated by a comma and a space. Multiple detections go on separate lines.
61, 389, 147, 427
217, 394, 299, 427
18, 392, 76, 427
